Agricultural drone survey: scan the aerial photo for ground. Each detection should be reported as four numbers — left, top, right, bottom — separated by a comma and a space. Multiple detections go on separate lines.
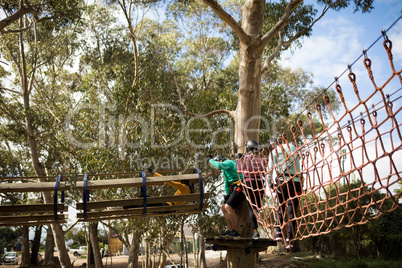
0, 251, 298, 268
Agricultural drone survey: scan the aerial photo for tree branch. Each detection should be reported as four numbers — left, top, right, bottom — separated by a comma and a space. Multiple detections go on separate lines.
0, 87, 21, 95
0, 5, 38, 33
202, 0, 251, 44
165, 61, 234, 119
261, 3, 330, 73
0, 99, 28, 135
281, 4, 330, 48
118, 0, 139, 90
260, 0, 303, 48
261, 31, 283, 75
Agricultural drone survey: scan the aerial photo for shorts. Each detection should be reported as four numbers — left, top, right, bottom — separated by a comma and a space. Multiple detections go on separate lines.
225, 186, 246, 209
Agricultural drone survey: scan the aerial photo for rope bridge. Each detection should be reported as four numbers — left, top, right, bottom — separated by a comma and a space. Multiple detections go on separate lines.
239, 24, 402, 242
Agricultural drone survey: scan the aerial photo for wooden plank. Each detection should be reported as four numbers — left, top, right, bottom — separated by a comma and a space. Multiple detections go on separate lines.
78, 207, 208, 222
78, 208, 206, 222
0, 214, 67, 224
0, 219, 67, 227
76, 193, 210, 210
75, 173, 204, 189
0, 182, 70, 193
0, 204, 67, 214
77, 203, 208, 219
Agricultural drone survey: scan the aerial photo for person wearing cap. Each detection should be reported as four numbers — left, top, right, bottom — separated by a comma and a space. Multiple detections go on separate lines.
267, 137, 302, 249
208, 154, 244, 237
240, 140, 267, 239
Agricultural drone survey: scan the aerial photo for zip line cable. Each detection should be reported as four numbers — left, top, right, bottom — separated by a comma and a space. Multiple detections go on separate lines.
291, 12, 402, 127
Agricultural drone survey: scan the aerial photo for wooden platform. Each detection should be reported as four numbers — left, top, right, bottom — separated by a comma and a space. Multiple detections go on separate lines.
77, 203, 208, 222
0, 176, 68, 226
76, 172, 209, 221
76, 193, 208, 210
76, 193, 209, 221
0, 181, 69, 193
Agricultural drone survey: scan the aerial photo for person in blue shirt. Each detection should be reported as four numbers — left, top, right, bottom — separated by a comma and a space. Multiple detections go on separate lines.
208, 154, 244, 237
267, 137, 302, 249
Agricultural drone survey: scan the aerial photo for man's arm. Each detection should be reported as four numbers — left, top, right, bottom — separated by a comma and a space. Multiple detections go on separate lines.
209, 159, 235, 170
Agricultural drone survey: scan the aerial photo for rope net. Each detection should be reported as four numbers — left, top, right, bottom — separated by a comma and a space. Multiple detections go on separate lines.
238, 33, 402, 241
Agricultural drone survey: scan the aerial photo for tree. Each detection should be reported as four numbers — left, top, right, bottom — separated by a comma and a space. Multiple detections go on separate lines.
0, 227, 20, 254
169, 0, 373, 152
0, 1, 85, 267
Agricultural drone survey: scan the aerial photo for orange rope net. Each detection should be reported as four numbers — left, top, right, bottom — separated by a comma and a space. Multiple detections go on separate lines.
239, 35, 402, 242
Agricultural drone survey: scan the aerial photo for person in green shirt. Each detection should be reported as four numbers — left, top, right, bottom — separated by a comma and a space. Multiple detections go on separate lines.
208, 154, 244, 237
267, 137, 302, 249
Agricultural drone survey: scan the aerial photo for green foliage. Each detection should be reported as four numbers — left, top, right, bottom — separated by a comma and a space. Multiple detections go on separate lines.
305, 258, 402, 268
300, 182, 402, 260
317, 0, 374, 13
65, 226, 87, 248
366, 206, 402, 260
262, 0, 317, 55
0, 227, 20, 254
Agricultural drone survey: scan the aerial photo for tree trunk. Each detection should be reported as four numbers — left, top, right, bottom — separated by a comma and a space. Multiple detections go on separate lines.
127, 232, 140, 268
234, 0, 265, 150
24, 101, 71, 268
192, 232, 198, 268
89, 222, 103, 268
352, 226, 361, 260
43, 228, 55, 266
21, 225, 30, 267
198, 214, 207, 268
31, 225, 42, 266
21, 32, 72, 268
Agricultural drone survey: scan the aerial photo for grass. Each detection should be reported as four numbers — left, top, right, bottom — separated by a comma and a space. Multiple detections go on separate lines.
297, 257, 402, 268
269, 252, 402, 268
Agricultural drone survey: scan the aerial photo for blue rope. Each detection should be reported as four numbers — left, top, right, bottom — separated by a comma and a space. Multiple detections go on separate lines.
141, 171, 147, 217
61, 176, 65, 203
83, 174, 89, 222
196, 168, 204, 212
54, 175, 62, 224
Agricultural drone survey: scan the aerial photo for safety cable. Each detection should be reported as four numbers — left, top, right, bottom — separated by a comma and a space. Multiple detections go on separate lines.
293, 13, 402, 124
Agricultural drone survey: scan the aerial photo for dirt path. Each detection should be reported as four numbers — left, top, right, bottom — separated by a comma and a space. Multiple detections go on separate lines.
1, 251, 297, 268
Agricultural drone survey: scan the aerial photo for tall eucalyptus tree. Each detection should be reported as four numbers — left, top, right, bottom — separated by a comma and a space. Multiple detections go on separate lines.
0, 1, 85, 267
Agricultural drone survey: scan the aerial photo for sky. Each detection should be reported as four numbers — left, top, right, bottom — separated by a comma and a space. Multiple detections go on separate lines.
280, 0, 402, 89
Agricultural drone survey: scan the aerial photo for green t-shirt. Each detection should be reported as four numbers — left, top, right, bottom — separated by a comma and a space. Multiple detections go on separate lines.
209, 159, 243, 195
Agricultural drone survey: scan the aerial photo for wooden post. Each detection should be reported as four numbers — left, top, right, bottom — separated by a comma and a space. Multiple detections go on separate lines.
205, 200, 276, 268
226, 248, 258, 268
235, 200, 252, 237
205, 237, 276, 268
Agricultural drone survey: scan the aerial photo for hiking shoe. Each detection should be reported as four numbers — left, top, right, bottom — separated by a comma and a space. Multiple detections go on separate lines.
274, 232, 283, 241
227, 230, 240, 237
252, 232, 260, 239
220, 230, 230, 236
285, 238, 293, 249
